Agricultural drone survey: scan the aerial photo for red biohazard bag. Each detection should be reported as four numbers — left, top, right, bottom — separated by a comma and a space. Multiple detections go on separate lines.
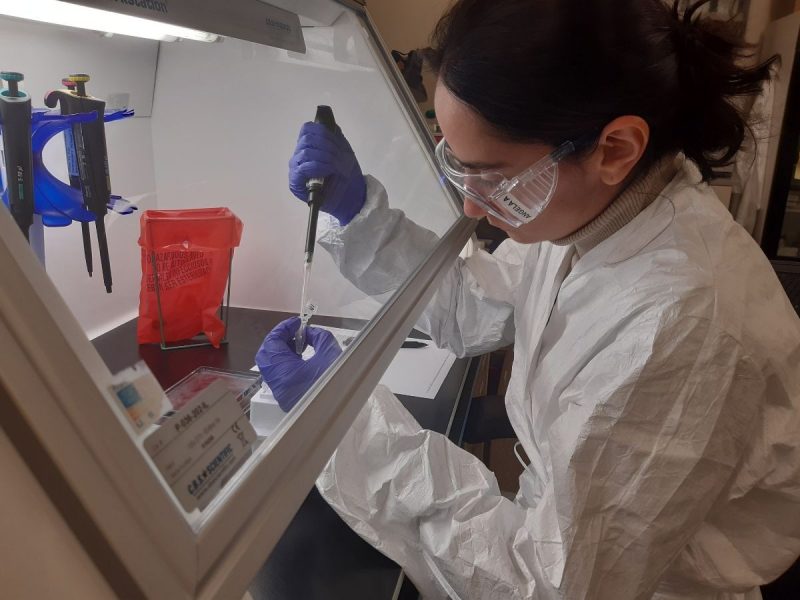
137, 208, 243, 348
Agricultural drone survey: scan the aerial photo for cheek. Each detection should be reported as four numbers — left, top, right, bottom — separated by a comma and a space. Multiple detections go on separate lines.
512, 173, 590, 242
518, 201, 575, 242
507, 219, 548, 244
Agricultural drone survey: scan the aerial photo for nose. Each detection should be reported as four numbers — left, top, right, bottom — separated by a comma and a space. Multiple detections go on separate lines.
462, 197, 488, 219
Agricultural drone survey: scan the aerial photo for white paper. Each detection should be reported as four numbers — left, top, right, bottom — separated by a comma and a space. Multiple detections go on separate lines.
251, 326, 457, 400
379, 342, 457, 399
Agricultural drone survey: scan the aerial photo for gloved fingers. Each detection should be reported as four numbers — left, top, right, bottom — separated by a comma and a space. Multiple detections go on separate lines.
288, 154, 337, 203
289, 182, 310, 202
303, 328, 342, 374
305, 326, 343, 354
334, 126, 355, 153
296, 122, 352, 154
260, 363, 310, 413
257, 349, 304, 375
275, 392, 301, 413
296, 121, 329, 142
291, 148, 338, 172
295, 129, 340, 152
274, 379, 310, 412
255, 319, 303, 375
265, 317, 301, 344
292, 159, 337, 183
256, 343, 297, 372
295, 123, 335, 149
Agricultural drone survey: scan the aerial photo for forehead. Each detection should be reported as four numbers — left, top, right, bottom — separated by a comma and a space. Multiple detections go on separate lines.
434, 80, 546, 170
433, 80, 498, 152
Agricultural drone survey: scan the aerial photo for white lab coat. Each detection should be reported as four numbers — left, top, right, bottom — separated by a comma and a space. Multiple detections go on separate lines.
315, 163, 800, 600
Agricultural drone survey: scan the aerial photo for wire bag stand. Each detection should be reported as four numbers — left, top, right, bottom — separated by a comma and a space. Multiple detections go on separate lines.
150, 249, 233, 351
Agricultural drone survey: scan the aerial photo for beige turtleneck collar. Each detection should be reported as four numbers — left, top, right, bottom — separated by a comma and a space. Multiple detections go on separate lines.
553, 155, 681, 257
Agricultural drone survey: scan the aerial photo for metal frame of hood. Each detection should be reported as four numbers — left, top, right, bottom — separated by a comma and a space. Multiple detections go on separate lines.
1, 0, 471, 598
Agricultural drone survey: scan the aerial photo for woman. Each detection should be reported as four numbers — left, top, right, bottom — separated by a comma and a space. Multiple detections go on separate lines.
256, 0, 800, 597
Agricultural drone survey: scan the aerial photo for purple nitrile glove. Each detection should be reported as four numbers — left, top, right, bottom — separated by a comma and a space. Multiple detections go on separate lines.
288, 122, 367, 225
255, 317, 343, 412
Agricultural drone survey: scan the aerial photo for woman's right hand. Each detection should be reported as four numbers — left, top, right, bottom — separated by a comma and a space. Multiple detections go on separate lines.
288, 122, 366, 226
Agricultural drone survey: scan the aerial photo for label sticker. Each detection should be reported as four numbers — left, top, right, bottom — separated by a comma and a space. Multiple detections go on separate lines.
145, 382, 240, 484
144, 379, 257, 511
109, 362, 167, 433
499, 194, 535, 223
173, 415, 257, 511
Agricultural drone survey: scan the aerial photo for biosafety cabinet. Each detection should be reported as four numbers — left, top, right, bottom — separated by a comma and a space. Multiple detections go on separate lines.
0, 1, 473, 597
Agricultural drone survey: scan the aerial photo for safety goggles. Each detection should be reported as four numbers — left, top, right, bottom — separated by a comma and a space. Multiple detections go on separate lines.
435, 138, 575, 228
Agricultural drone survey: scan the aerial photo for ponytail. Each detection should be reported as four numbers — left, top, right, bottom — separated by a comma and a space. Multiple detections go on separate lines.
669, 0, 777, 180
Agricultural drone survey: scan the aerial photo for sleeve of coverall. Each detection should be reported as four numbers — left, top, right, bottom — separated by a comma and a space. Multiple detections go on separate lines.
316, 311, 763, 600
317, 175, 525, 357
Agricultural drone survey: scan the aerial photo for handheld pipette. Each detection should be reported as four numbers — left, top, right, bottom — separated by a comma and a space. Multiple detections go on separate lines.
59, 78, 93, 277
45, 74, 114, 293
295, 105, 338, 355
0, 72, 34, 240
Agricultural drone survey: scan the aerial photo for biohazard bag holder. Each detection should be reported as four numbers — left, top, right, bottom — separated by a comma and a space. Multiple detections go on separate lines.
137, 208, 243, 351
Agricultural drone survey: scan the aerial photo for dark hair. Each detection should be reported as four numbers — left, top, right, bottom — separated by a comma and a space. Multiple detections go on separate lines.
427, 0, 777, 181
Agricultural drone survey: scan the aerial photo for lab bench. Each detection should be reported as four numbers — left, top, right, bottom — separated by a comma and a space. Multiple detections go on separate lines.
92, 307, 476, 600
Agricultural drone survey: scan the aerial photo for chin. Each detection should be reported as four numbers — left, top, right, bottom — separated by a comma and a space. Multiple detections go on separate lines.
484, 216, 547, 245
505, 229, 528, 243
511, 226, 555, 245
486, 215, 513, 231
497, 223, 532, 244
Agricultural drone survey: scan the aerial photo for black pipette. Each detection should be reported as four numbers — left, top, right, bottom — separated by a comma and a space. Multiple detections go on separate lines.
57, 77, 93, 277
295, 105, 338, 354
0, 72, 34, 240
45, 74, 113, 293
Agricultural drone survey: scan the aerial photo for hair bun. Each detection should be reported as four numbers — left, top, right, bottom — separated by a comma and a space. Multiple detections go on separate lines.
670, 1, 707, 37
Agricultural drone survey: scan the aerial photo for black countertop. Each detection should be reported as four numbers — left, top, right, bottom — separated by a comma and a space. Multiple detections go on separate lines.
92, 307, 473, 600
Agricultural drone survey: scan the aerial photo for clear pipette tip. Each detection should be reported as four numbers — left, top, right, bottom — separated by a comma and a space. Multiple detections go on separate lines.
295, 301, 317, 355
295, 261, 314, 354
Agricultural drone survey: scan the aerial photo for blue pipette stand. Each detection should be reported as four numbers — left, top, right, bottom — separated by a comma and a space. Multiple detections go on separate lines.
2, 107, 136, 224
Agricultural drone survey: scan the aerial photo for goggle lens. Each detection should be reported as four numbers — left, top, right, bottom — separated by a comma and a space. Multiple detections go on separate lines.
435, 138, 573, 228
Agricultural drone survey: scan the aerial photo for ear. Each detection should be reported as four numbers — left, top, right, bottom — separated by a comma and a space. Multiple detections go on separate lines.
593, 116, 649, 186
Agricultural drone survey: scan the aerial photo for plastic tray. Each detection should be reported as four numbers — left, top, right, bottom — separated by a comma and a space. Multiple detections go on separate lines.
165, 367, 261, 412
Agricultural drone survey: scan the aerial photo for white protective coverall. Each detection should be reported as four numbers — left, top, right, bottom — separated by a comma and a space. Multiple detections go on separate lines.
315, 161, 800, 600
